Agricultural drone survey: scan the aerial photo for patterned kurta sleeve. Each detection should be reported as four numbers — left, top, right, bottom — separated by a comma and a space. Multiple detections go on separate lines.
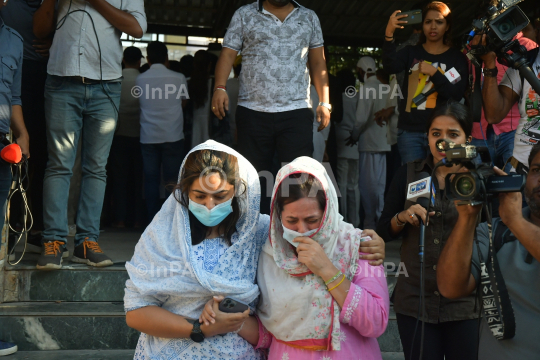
339, 259, 390, 338
254, 314, 273, 350
124, 279, 168, 313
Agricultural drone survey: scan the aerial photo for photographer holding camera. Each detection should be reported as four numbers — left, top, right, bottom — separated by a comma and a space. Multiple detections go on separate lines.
437, 142, 540, 359
477, 33, 540, 174
377, 102, 480, 360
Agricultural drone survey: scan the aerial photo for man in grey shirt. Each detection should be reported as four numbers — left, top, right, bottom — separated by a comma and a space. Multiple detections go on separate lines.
437, 143, 540, 359
211, 0, 330, 213
33, 0, 146, 270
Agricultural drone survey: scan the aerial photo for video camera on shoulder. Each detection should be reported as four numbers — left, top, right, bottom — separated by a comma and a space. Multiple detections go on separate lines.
436, 139, 525, 206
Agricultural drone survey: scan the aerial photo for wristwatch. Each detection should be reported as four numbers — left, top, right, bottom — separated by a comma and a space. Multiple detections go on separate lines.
190, 321, 205, 343
482, 67, 498, 78
318, 102, 332, 113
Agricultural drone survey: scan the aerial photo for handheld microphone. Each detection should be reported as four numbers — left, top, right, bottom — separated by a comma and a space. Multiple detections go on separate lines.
406, 172, 436, 210
407, 172, 435, 264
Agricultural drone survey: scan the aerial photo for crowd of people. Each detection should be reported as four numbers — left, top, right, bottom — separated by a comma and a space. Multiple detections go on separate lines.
0, 0, 540, 359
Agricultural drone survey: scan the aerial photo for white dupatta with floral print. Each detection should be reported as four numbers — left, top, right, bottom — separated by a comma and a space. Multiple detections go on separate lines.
257, 157, 362, 351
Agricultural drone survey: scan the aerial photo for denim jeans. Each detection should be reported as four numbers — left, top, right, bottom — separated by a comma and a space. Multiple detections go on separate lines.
141, 139, 184, 223
0, 161, 11, 250
397, 129, 428, 164
471, 128, 516, 173
42, 75, 121, 246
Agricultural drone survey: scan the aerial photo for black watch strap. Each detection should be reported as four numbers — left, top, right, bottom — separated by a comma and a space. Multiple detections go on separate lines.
190, 321, 205, 343
483, 67, 498, 78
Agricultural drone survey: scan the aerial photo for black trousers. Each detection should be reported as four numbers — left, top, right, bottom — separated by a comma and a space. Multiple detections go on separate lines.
236, 106, 314, 214
397, 313, 479, 360
109, 136, 144, 226
17, 59, 48, 230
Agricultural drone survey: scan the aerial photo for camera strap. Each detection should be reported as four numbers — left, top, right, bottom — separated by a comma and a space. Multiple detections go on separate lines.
476, 215, 516, 340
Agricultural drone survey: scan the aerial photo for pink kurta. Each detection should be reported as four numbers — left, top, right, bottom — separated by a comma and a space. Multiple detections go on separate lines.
256, 259, 390, 360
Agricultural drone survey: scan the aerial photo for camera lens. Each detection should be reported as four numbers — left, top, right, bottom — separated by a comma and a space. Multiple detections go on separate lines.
496, 19, 515, 35
455, 175, 475, 198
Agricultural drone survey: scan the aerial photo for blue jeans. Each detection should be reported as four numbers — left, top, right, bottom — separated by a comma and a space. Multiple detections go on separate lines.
0, 161, 11, 250
471, 128, 516, 173
397, 129, 428, 164
42, 75, 121, 246
141, 140, 185, 223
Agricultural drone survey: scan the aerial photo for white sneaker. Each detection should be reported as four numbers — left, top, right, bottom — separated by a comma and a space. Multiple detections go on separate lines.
68, 224, 77, 237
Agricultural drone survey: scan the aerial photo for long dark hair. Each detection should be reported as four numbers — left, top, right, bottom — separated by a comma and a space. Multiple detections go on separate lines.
426, 101, 473, 137
275, 173, 326, 218
188, 50, 211, 109
418, 1, 453, 46
174, 150, 246, 246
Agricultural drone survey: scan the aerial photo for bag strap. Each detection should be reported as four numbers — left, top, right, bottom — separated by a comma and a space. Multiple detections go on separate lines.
476, 212, 516, 340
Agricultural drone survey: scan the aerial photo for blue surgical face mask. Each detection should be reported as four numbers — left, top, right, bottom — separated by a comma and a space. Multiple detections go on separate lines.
189, 198, 233, 227
281, 223, 317, 247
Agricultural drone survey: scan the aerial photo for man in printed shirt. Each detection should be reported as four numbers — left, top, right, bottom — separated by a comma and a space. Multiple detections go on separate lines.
33, 0, 147, 269
211, 0, 330, 214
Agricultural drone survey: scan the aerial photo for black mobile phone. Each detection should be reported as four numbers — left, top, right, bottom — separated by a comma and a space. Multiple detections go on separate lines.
400, 9, 423, 25
218, 297, 250, 314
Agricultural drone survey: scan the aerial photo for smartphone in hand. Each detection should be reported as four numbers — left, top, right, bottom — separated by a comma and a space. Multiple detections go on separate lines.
400, 9, 422, 25
218, 298, 250, 314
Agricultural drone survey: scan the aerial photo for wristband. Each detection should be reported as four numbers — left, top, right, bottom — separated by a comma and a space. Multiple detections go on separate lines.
328, 275, 346, 292
324, 271, 343, 286
394, 212, 406, 227
214, 87, 227, 93
482, 67, 498, 78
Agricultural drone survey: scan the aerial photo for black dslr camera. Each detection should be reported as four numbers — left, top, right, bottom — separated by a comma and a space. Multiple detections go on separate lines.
437, 140, 525, 206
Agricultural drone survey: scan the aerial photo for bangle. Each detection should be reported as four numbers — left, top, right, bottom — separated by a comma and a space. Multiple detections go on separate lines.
328, 275, 346, 292
324, 271, 343, 286
394, 212, 406, 227
214, 87, 227, 93
385, 35, 394, 40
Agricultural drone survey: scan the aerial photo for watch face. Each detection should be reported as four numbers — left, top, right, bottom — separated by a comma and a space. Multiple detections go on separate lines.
190, 332, 205, 343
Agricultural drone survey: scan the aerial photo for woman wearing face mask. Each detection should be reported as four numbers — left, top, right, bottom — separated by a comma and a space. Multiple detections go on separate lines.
243, 157, 389, 359
383, 1, 469, 164
376, 102, 481, 360
124, 140, 269, 359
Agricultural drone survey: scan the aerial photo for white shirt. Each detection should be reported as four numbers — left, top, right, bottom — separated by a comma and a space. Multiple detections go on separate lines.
335, 93, 359, 159
352, 76, 391, 153
48, 0, 147, 80
116, 68, 141, 138
137, 64, 188, 144
499, 53, 540, 165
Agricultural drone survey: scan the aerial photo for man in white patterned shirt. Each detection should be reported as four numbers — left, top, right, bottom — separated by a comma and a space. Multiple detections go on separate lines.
212, 0, 330, 213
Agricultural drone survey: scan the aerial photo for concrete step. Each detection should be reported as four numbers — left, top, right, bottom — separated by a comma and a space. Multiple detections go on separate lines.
3, 255, 128, 302
0, 301, 402, 353
5, 350, 405, 359
377, 307, 402, 353
0, 302, 139, 351
382, 352, 405, 360
6, 350, 135, 360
